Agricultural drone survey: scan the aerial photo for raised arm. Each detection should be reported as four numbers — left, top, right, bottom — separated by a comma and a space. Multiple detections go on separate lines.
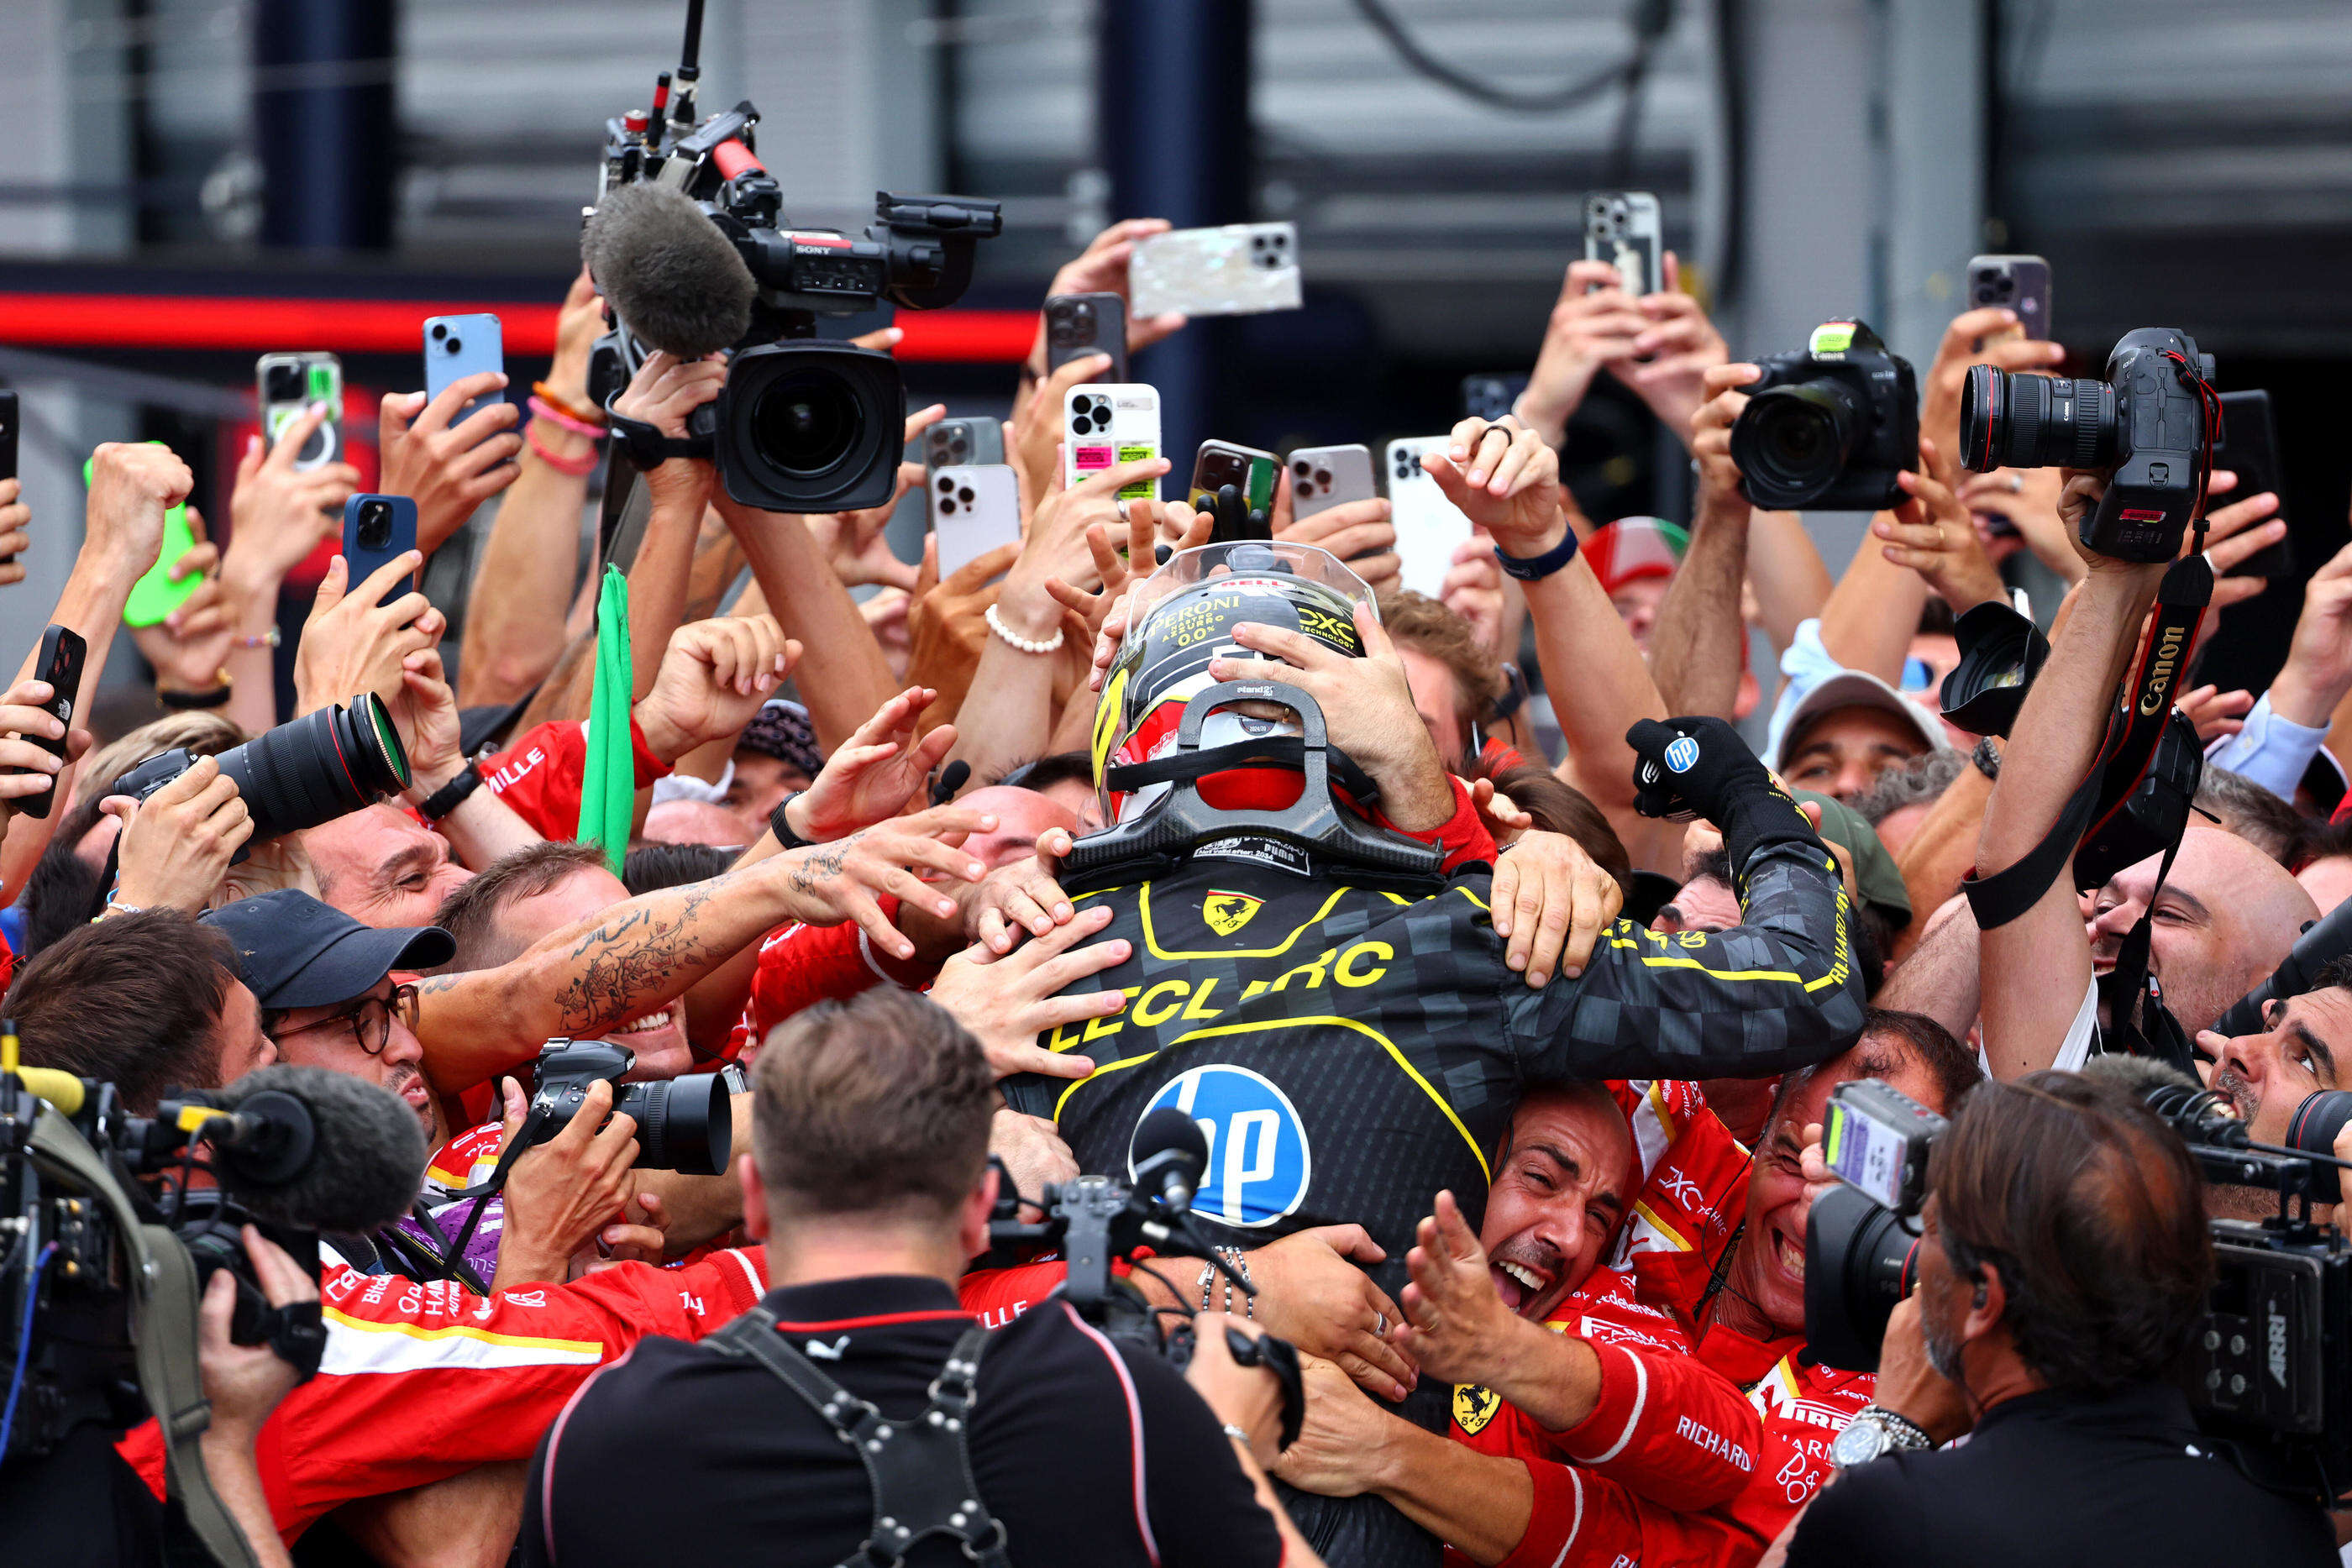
716, 496, 897, 754
1975, 475, 2164, 1078
1650, 364, 1764, 716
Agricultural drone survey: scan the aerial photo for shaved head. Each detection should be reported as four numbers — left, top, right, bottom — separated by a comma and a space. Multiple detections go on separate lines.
2088, 826, 2318, 1037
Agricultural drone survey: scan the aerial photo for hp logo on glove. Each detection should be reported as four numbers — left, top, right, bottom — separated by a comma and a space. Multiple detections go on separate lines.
1663, 736, 1701, 774
1135, 1065, 1312, 1229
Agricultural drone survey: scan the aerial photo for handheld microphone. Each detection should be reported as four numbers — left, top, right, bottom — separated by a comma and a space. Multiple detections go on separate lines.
582, 181, 757, 360
1130, 1106, 1209, 1214
181, 1067, 427, 1234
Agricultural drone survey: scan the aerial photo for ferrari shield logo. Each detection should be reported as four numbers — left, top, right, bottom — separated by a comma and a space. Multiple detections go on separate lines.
1452, 1382, 1501, 1435
1203, 889, 1263, 936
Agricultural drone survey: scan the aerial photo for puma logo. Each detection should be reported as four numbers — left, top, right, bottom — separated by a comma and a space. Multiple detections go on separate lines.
805, 1335, 850, 1361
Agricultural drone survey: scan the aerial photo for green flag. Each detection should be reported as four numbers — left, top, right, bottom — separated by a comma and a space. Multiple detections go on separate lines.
577, 564, 633, 872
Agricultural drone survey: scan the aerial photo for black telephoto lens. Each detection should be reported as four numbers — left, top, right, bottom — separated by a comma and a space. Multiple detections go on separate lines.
1960, 365, 2120, 473
2287, 1091, 2352, 1204
216, 694, 412, 842
615, 1072, 732, 1174
1732, 380, 1861, 506
1803, 1183, 1924, 1372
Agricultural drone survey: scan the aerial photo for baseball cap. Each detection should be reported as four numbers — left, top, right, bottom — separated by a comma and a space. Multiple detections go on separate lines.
200, 889, 454, 1010
1793, 789, 1913, 930
1776, 670, 1950, 774
1587, 517, 1689, 596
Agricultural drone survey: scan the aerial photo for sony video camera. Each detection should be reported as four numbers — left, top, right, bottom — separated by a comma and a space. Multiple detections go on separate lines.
1804, 1073, 2352, 1506
1729, 319, 1919, 511
584, 0, 1000, 513
1961, 327, 2218, 562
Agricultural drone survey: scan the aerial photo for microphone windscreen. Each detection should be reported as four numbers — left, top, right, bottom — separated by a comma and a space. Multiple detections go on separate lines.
583, 183, 756, 360
2080, 1054, 2202, 1100
207, 1066, 426, 1234
1133, 1105, 1208, 1184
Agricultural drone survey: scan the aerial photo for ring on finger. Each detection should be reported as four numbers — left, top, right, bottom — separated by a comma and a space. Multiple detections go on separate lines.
1373, 1311, 1388, 1336
1115, 498, 1131, 524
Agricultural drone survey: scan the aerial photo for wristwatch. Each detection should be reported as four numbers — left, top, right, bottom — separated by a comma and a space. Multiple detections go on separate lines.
1830, 1404, 1935, 1470
769, 792, 813, 851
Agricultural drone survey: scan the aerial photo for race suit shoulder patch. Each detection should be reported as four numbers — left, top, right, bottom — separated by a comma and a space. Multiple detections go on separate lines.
1204, 889, 1263, 936
1453, 1382, 1501, 1435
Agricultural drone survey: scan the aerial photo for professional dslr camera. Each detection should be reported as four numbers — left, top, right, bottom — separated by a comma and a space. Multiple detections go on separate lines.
111, 694, 410, 861
1805, 1074, 2352, 1506
1961, 327, 2218, 561
1728, 319, 1919, 511
584, 0, 1000, 514
523, 1037, 731, 1175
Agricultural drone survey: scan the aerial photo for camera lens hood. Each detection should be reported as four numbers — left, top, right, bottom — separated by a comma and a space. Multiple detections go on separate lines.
1940, 600, 2051, 738
1804, 1183, 1922, 1374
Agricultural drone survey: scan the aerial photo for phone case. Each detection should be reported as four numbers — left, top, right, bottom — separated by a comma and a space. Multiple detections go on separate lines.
1190, 441, 1278, 513
0, 390, 17, 566
1063, 385, 1162, 502
423, 313, 505, 424
1130, 223, 1302, 319
258, 352, 344, 473
923, 417, 1006, 470
1287, 445, 1378, 522
2217, 390, 2292, 580
1584, 192, 1662, 296
343, 493, 419, 606
1385, 438, 1476, 599
1966, 255, 2053, 342
930, 464, 1023, 579
1045, 292, 1128, 382
106, 444, 201, 628
8, 625, 86, 820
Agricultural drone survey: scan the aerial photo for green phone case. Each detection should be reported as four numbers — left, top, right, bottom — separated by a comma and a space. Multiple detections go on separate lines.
101, 445, 202, 628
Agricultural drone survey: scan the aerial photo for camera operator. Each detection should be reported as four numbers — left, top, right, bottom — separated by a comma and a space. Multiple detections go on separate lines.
1781, 1071, 2335, 1566
521, 986, 1324, 1568
192, 1225, 323, 1568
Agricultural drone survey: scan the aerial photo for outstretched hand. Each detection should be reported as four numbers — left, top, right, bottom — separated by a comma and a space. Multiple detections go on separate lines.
785, 685, 959, 843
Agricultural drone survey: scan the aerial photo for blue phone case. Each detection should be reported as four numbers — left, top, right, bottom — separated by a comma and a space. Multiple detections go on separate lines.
423, 312, 504, 423
343, 494, 419, 606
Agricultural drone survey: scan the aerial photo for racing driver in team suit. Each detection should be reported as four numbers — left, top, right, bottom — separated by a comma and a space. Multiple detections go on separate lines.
997, 435, 1862, 1566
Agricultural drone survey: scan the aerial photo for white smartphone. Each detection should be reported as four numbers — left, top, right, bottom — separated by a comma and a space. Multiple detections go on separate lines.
931, 464, 1023, 580
1583, 191, 1662, 296
1384, 438, 1477, 599
1131, 223, 1302, 318
1063, 384, 1163, 502
1287, 444, 1378, 522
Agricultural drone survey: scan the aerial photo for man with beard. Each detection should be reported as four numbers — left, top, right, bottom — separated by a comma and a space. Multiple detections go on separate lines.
1275, 1015, 1978, 1566
1781, 1071, 2334, 1568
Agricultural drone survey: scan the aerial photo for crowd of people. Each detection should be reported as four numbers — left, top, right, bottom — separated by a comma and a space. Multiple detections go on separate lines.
3, 186, 2350, 1568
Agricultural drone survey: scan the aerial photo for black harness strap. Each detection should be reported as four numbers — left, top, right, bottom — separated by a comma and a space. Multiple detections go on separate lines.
706, 1308, 1010, 1568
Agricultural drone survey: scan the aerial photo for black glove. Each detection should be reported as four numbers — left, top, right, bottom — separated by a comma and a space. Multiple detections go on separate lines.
1626, 716, 1821, 878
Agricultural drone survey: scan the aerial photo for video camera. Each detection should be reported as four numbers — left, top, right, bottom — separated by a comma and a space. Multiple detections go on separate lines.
583, 0, 1001, 514
1729, 319, 1919, 511
1805, 1073, 2352, 1505
1961, 327, 2219, 562
977, 1106, 1305, 1448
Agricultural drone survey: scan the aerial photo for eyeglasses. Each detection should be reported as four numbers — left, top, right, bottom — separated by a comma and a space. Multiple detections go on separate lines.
273, 982, 419, 1058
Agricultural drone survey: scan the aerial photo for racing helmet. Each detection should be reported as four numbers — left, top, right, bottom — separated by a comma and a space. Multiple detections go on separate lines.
1093, 540, 1377, 824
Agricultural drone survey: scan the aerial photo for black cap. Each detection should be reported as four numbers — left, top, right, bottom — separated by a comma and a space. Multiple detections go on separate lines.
200, 889, 455, 1010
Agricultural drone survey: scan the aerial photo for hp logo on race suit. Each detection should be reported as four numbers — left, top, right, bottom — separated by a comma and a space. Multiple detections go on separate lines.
1663, 736, 1701, 774
1134, 1065, 1312, 1229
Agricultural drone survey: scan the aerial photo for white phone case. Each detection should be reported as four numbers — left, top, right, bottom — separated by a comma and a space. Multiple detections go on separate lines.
1130, 223, 1302, 318
1583, 191, 1662, 296
1063, 385, 1163, 502
931, 464, 1023, 580
1384, 438, 1476, 599
1287, 444, 1378, 522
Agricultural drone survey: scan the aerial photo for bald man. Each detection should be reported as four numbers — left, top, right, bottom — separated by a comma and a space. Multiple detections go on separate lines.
2086, 826, 2317, 1038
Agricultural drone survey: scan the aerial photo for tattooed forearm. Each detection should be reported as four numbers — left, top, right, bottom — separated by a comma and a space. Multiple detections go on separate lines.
549, 874, 727, 1033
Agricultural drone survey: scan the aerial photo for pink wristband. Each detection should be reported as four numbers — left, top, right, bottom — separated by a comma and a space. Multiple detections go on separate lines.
528, 394, 606, 439
527, 422, 601, 475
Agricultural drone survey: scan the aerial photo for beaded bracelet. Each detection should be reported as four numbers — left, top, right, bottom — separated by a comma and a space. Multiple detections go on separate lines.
527, 394, 607, 440
527, 421, 601, 476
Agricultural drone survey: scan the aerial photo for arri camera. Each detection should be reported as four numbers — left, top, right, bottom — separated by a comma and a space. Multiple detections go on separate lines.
1729, 319, 1919, 511
584, 0, 1000, 514
1961, 327, 2220, 562
1805, 1070, 2352, 1506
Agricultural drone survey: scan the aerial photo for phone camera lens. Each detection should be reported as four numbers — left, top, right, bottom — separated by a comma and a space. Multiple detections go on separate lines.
940, 498, 958, 516
445, 336, 463, 354
1314, 469, 1332, 487
430, 323, 446, 341
937, 475, 954, 492
957, 487, 975, 505
1292, 459, 1310, 477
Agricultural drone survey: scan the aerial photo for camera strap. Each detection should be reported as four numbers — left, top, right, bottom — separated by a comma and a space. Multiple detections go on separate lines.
601, 394, 713, 469
706, 1309, 1010, 1568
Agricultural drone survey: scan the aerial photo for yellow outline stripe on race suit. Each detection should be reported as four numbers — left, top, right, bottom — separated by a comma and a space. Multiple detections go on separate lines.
1138, 883, 1362, 960
1629, 1199, 1694, 1253
1055, 1015, 1491, 1183
1602, 931, 1807, 986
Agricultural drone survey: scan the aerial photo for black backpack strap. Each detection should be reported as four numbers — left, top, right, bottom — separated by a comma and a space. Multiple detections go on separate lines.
707, 1309, 1011, 1568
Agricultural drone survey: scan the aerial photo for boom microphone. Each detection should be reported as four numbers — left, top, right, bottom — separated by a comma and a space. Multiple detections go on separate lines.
191, 1067, 427, 1234
583, 181, 757, 359
1131, 1106, 1209, 1214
